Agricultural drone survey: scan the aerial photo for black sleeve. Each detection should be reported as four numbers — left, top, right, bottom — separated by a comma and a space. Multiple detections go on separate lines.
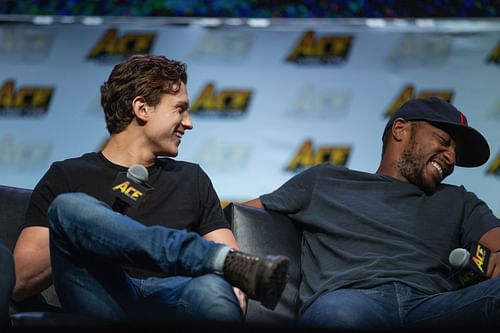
461, 187, 500, 245
260, 163, 320, 214
24, 163, 70, 229
195, 166, 231, 236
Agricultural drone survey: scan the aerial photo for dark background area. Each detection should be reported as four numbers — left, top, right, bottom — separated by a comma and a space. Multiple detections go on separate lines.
0, 0, 498, 18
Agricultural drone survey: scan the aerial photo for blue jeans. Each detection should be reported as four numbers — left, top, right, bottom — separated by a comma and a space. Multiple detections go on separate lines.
0, 243, 14, 327
48, 192, 242, 322
301, 280, 500, 330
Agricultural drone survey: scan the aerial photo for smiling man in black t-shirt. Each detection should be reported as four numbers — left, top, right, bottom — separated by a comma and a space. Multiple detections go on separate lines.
11, 54, 289, 323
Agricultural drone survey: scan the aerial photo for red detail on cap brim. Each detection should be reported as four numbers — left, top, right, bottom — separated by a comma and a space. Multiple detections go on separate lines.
460, 112, 468, 125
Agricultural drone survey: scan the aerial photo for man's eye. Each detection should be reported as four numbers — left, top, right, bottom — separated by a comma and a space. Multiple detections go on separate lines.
439, 137, 449, 146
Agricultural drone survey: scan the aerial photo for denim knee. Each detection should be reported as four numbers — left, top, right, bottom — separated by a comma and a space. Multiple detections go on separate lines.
48, 192, 102, 231
301, 289, 394, 329
48, 193, 80, 227
178, 274, 242, 322
302, 301, 366, 328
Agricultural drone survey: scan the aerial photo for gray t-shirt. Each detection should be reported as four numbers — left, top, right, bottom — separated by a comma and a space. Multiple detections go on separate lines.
260, 163, 500, 314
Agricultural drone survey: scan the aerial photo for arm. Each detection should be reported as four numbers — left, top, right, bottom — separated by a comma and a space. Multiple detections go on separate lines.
203, 227, 240, 250
240, 198, 264, 209
11, 226, 51, 302
242, 165, 319, 214
479, 227, 500, 279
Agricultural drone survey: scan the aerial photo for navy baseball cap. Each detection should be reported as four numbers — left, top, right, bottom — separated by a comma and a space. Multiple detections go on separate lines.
383, 97, 490, 167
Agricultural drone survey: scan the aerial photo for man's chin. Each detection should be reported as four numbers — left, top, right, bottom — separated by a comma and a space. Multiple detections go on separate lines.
423, 187, 437, 195
410, 178, 438, 195
157, 149, 178, 158
421, 182, 439, 195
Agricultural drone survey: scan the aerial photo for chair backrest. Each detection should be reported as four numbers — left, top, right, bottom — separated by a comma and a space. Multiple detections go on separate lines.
223, 203, 302, 324
0, 185, 61, 312
0, 185, 32, 252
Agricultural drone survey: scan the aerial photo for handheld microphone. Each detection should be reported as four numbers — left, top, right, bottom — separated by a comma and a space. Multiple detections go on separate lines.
449, 242, 490, 287
110, 164, 153, 214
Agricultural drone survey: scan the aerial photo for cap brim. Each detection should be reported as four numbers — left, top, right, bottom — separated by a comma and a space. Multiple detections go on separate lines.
430, 121, 490, 167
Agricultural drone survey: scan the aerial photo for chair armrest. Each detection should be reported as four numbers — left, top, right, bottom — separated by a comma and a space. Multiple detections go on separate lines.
223, 203, 301, 323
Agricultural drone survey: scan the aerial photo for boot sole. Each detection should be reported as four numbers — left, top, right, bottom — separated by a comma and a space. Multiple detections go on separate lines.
257, 255, 290, 310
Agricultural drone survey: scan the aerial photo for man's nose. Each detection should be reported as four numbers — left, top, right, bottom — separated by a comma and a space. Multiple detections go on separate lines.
444, 145, 456, 166
182, 112, 193, 130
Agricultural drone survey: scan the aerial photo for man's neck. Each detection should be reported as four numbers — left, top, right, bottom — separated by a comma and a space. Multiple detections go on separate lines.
101, 133, 156, 167
375, 161, 406, 183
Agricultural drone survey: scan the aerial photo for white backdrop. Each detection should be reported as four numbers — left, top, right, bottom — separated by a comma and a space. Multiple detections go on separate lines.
0, 19, 498, 216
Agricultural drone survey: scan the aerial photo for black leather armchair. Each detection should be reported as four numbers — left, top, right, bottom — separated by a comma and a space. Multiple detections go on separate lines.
0, 185, 302, 327
0, 185, 65, 327
223, 203, 302, 324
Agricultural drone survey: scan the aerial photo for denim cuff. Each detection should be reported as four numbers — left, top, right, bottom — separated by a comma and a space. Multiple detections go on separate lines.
213, 245, 231, 274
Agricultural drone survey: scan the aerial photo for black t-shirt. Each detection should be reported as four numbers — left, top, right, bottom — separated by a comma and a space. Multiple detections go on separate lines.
260, 163, 500, 314
26, 152, 229, 237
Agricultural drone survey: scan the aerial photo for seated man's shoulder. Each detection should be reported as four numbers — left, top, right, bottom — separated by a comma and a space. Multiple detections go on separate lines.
51, 152, 100, 171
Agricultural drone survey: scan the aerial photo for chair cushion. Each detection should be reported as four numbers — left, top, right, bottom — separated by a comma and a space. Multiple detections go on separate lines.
223, 203, 301, 323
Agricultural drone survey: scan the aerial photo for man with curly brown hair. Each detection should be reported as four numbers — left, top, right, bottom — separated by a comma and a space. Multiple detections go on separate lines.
12, 54, 289, 324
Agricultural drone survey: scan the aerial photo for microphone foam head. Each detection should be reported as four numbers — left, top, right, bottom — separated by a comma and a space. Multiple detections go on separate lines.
127, 164, 148, 183
449, 248, 470, 268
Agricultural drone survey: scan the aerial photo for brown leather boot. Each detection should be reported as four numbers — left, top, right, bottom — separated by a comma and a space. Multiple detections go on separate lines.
223, 250, 289, 310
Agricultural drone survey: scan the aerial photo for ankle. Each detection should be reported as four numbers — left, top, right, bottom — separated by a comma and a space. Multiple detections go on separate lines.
213, 246, 232, 274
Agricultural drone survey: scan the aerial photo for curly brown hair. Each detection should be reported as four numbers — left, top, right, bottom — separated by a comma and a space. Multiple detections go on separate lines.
100, 54, 187, 134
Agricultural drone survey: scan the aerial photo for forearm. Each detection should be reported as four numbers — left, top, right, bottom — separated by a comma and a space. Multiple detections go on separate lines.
12, 226, 52, 302
12, 253, 52, 302
204, 228, 240, 250
479, 227, 500, 278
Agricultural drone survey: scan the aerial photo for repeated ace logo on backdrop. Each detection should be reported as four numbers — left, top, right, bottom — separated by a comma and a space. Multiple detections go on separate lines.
87, 28, 156, 62
384, 85, 454, 118
0, 80, 53, 117
188, 30, 254, 62
286, 31, 353, 65
487, 153, 500, 177
286, 140, 351, 172
0, 80, 53, 169
483, 40, 500, 180
0, 136, 52, 170
190, 83, 252, 117
486, 41, 500, 65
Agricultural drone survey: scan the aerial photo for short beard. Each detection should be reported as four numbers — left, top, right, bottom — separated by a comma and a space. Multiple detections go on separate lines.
395, 129, 434, 194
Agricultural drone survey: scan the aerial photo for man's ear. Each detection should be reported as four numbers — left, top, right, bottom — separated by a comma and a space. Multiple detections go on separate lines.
391, 118, 409, 142
132, 96, 149, 121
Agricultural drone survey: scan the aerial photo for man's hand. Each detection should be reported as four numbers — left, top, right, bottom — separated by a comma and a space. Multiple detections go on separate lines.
233, 287, 247, 315
479, 227, 500, 279
486, 251, 500, 278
